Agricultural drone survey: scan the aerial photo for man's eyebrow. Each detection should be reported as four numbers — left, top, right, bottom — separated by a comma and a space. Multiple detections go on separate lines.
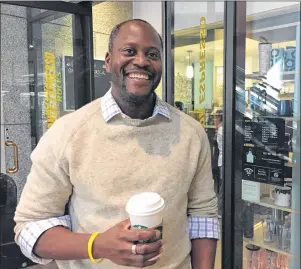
148, 46, 161, 51
118, 44, 161, 51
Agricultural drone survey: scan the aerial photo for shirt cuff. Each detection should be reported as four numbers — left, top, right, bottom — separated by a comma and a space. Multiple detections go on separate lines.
188, 216, 220, 240
18, 215, 72, 265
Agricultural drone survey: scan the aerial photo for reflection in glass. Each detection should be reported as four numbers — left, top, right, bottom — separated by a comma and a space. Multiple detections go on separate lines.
31, 12, 74, 140
174, 2, 224, 269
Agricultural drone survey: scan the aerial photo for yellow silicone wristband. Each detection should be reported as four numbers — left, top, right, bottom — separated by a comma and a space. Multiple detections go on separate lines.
88, 232, 104, 264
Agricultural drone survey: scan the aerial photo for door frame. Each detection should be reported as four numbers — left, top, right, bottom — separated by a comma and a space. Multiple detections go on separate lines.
1, 1, 91, 15
162, 2, 247, 269
0, 2, 95, 268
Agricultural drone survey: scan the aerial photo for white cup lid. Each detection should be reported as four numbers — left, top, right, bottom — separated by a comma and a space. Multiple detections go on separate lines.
126, 192, 165, 216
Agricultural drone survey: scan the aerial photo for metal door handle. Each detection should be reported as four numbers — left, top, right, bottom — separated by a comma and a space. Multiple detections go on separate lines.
5, 141, 19, 174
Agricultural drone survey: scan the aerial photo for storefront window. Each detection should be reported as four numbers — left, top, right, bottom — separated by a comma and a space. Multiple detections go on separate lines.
237, 3, 300, 268
174, 2, 225, 269
37, 12, 74, 138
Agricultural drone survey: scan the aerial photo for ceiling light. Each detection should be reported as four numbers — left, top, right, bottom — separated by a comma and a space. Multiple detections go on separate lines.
186, 50, 194, 79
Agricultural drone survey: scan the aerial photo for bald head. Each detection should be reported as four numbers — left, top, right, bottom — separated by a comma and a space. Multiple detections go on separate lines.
108, 19, 163, 53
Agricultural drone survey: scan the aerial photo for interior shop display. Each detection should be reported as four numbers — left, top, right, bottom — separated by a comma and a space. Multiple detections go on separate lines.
242, 4, 299, 269
246, 244, 290, 269
258, 39, 296, 75
258, 37, 272, 75
284, 46, 296, 72
270, 48, 285, 72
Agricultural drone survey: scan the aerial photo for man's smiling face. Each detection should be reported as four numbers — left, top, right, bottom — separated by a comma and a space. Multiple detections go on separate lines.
105, 21, 162, 102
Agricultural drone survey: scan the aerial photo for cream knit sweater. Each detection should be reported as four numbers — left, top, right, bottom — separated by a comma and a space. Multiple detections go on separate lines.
14, 98, 217, 269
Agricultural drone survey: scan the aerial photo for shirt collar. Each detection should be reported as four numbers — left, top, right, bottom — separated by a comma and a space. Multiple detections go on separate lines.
100, 89, 171, 123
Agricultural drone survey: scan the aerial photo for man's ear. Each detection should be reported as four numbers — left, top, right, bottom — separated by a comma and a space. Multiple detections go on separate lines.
105, 52, 111, 73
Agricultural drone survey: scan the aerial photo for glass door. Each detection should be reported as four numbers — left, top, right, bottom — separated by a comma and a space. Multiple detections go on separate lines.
234, 2, 300, 269
172, 2, 225, 269
0, 3, 92, 268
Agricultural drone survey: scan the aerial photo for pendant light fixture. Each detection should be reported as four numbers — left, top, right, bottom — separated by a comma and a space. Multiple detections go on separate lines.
186, 50, 194, 79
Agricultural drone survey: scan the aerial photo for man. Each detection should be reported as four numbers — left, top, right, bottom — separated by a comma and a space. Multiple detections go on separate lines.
14, 19, 219, 269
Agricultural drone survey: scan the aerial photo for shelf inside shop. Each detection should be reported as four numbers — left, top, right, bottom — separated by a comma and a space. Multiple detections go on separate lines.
243, 196, 300, 214
279, 92, 295, 98
285, 161, 300, 168
249, 115, 301, 122
248, 18, 300, 37
279, 92, 294, 100
245, 71, 297, 81
243, 223, 300, 259
242, 241, 290, 269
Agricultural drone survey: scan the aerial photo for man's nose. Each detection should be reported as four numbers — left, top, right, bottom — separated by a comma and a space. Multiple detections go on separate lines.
132, 52, 150, 67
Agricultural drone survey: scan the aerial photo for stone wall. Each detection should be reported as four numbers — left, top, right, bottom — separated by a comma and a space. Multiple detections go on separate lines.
1, 4, 32, 201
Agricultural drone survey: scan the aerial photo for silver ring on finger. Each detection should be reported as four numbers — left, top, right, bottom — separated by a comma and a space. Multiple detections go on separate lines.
132, 244, 138, 255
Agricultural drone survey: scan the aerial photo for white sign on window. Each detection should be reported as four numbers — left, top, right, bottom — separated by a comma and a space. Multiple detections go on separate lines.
242, 180, 260, 203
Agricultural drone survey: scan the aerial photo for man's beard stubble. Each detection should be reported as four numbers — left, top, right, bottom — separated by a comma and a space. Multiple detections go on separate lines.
120, 78, 155, 106
110, 66, 158, 106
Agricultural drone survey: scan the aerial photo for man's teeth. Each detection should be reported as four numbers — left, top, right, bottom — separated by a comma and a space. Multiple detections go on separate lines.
128, 73, 149, 80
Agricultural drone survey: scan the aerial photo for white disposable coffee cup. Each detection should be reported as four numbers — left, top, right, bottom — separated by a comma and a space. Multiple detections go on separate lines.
126, 192, 165, 238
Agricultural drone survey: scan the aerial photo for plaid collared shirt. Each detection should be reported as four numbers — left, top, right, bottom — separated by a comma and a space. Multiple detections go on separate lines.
100, 89, 171, 122
17, 90, 220, 265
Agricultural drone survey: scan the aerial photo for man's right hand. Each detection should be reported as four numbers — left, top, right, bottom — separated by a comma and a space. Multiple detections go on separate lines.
94, 219, 163, 267
31, 218, 162, 266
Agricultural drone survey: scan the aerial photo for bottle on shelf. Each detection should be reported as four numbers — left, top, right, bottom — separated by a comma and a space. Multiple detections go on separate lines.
243, 202, 254, 239
259, 249, 283, 269
263, 215, 275, 243
282, 215, 291, 251
246, 244, 261, 269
